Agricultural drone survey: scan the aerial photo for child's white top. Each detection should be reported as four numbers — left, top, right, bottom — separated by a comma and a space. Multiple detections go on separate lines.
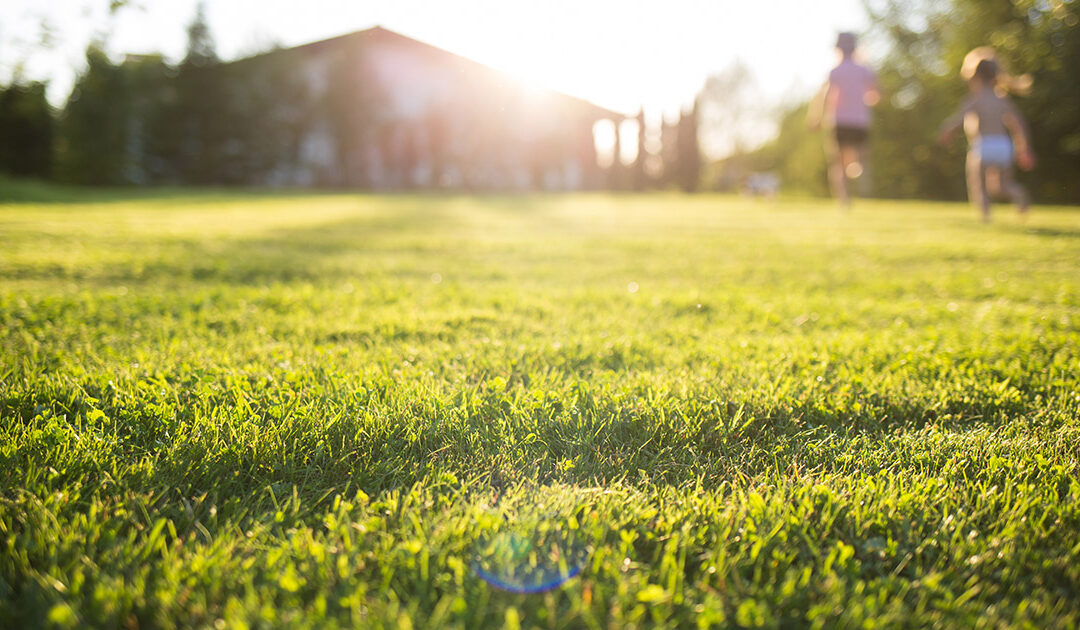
827, 59, 877, 129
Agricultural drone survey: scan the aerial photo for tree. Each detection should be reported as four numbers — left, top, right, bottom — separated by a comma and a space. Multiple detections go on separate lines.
0, 81, 53, 178
182, 2, 218, 69
675, 100, 701, 192
631, 108, 648, 190
55, 44, 130, 184
55, 46, 182, 185
696, 62, 775, 161
175, 2, 229, 184
742, 104, 830, 196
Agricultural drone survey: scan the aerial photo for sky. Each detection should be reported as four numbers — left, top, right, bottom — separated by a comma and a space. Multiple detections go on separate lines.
1, 0, 870, 156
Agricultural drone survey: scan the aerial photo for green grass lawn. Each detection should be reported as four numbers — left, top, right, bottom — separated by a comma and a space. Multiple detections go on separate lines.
1, 190, 1078, 628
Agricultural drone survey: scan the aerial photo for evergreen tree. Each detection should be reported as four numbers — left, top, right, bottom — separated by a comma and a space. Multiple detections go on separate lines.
182, 2, 218, 69
176, 2, 228, 184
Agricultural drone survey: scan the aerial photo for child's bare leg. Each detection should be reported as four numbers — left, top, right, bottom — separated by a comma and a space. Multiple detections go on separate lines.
985, 167, 1002, 197
826, 138, 849, 207
966, 151, 989, 222
853, 141, 872, 197
999, 166, 1030, 217
839, 145, 865, 204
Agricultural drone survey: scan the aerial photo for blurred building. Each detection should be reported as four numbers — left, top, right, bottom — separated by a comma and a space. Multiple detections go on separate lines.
222, 27, 625, 190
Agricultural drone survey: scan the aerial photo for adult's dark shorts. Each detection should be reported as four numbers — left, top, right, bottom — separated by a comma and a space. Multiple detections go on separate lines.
835, 126, 869, 146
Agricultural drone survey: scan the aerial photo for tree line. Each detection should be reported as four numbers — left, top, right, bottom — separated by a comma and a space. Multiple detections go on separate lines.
2, 6, 317, 187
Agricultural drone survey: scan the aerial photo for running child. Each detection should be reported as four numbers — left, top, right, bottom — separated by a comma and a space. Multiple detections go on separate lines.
938, 49, 1035, 222
808, 32, 880, 208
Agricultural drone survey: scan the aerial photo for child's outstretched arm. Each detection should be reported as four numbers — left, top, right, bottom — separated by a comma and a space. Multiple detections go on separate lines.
807, 81, 830, 130
1004, 102, 1036, 170
937, 100, 970, 145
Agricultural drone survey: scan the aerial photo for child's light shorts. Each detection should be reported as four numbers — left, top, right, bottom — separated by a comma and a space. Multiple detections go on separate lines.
973, 135, 1013, 167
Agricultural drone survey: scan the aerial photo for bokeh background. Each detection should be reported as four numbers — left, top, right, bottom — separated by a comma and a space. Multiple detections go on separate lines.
1, 0, 1078, 202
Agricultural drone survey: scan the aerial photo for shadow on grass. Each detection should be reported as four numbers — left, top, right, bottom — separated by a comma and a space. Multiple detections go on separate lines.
1, 368, 1049, 510
0, 177, 581, 207
0, 176, 373, 205
1, 206, 466, 286
1022, 226, 1080, 239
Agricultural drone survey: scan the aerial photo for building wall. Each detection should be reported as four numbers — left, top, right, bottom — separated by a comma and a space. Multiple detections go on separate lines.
278, 30, 611, 191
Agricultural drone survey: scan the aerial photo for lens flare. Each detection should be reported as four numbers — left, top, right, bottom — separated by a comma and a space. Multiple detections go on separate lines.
472, 530, 587, 594
470, 492, 591, 594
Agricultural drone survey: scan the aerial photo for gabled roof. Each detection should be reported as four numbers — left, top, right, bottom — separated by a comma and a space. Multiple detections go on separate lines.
233, 25, 626, 121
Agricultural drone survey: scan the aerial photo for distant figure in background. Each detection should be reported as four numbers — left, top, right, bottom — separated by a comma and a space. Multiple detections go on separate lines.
808, 32, 880, 209
938, 48, 1035, 223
